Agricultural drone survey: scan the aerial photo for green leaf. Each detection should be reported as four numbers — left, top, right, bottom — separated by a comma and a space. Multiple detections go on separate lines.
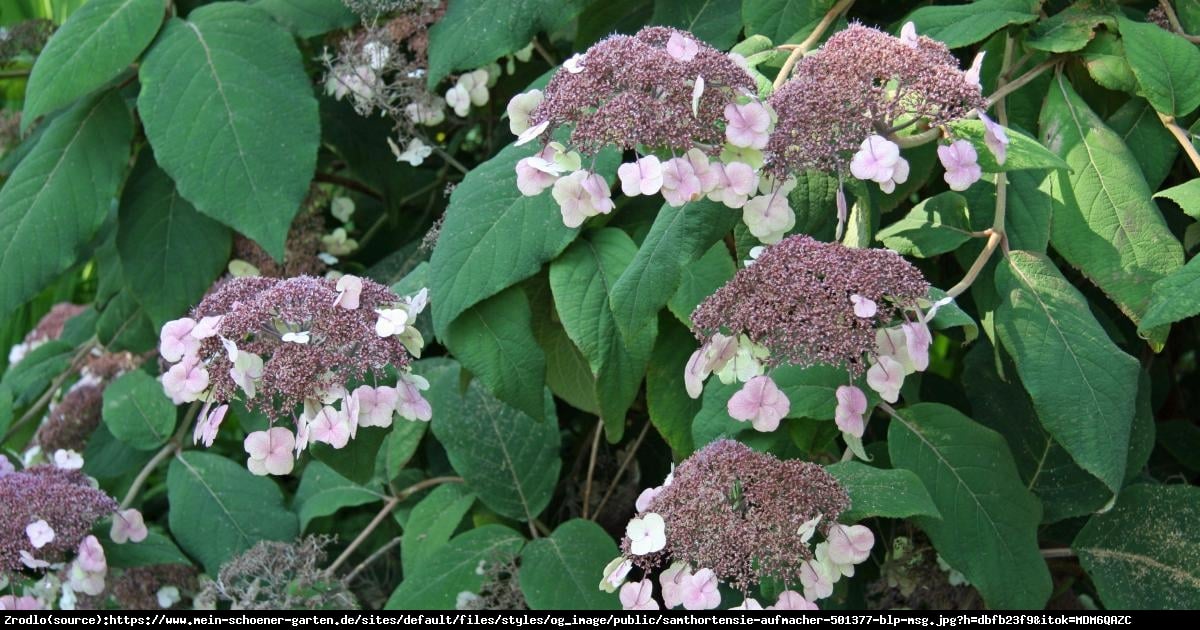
83, 424, 155, 479
250, 0, 358, 37
1081, 31, 1138, 94
667, 242, 736, 325
387, 527, 526, 611
1025, 2, 1115, 53
826, 462, 940, 523
22, 0, 163, 126
101, 370, 177, 450
402, 484, 476, 574
0, 340, 72, 407
961, 342, 1109, 522
876, 192, 972, 258
1118, 17, 1200, 117
927, 288, 979, 344
610, 198, 739, 344
443, 285, 546, 421
0, 386, 11, 441
104, 530, 192, 569
787, 170, 839, 242
167, 451, 299, 574
520, 519, 620, 610
550, 229, 655, 439
901, 0, 1039, 49
138, 2, 319, 260
429, 140, 618, 337
947, 120, 1069, 173
1158, 421, 1200, 473
1039, 74, 1183, 336
96, 289, 158, 354
1139, 256, 1200, 331
0, 90, 132, 318
651, 0, 742, 50
427, 0, 587, 87
1108, 91, 1179, 193
310, 426, 388, 486
117, 151, 231, 329
383, 420, 428, 481
430, 371, 560, 522
995, 251, 1139, 494
741, 0, 836, 46
293, 460, 384, 531
1074, 484, 1200, 609
888, 403, 1051, 610
645, 315, 700, 457
1155, 179, 1200, 220
962, 170, 1055, 254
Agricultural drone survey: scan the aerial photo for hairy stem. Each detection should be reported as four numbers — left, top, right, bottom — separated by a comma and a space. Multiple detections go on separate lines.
1159, 0, 1200, 44
592, 421, 651, 519
343, 536, 401, 584
313, 172, 382, 200
327, 476, 462, 576
1158, 112, 1200, 173
771, 0, 857, 90
120, 402, 199, 509
1041, 547, 1076, 559
581, 419, 603, 520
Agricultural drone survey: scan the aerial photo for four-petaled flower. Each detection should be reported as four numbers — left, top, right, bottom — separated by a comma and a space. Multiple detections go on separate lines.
375, 308, 409, 338
26, 519, 54, 549
727, 375, 790, 432
159, 318, 199, 363
667, 32, 699, 62
244, 427, 296, 476
769, 591, 818, 610
834, 385, 869, 439
866, 355, 905, 403
938, 140, 982, 191
618, 156, 665, 197
110, 508, 148, 544
850, 294, 877, 318
724, 101, 771, 149
850, 135, 909, 193
679, 568, 721, 610
626, 513, 667, 556
827, 524, 875, 565
619, 579, 660, 610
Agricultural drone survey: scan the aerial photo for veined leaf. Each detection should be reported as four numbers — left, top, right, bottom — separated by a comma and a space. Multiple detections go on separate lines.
1118, 17, 1200, 117
386, 525, 526, 609
520, 519, 620, 610
826, 461, 940, 523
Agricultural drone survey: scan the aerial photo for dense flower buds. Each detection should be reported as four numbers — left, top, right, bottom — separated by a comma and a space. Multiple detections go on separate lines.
0, 466, 118, 573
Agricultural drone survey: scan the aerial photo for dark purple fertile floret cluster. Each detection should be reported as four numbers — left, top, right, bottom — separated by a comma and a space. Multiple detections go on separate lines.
192, 276, 411, 419
530, 26, 756, 154
766, 23, 984, 175
623, 440, 849, 590
0, 466, 118, 573
691, 235, 930, 375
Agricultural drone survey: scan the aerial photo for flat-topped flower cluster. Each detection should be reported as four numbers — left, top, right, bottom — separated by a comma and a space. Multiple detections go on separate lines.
601, 440, 873, 610
157, 275, 431, 476
508, 23, 1010, 241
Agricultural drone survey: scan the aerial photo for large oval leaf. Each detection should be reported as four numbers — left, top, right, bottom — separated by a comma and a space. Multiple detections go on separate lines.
1118, 17, 1200, 117
429, 140, 618, 337
429, 365, 560, 522
23, 0, 164, 126
167, 451, 299, 574
520, 519, 620, 610
888, 403, 1051, 610
1074, 484, 1200, 609
550, 229, 655, 440
902, 0, 1039, 48
995, 251, 1138, 495
609, 198, 738, 344
826, 461, 940, 523
401, 484, 476, 574
101, 370, 177, 450
0, 91, 132, 318
138, 2, 319, 260
117, 151, 231, 329
1039, 74, 1183, 341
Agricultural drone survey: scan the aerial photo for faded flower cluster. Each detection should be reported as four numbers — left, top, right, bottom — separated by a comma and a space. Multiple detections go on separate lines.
156, 275, 431, 476
601, 440, 873, 610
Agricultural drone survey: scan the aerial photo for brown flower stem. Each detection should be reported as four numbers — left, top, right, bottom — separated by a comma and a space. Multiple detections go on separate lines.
120, 402, 199, 509
946, 35, 1015, 298
1158, 112, 1200, 173
771, 0, 857, 90
313, 172, 383, 200
581, 418, 603, 520
327, 476, 462, 576
984, 58, 1057, 108
343, 535, 401, 584
2, 339, 98, 444
592, 420, 651, 520
532, 38, 558, 67
1159, 0, 1200, 44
